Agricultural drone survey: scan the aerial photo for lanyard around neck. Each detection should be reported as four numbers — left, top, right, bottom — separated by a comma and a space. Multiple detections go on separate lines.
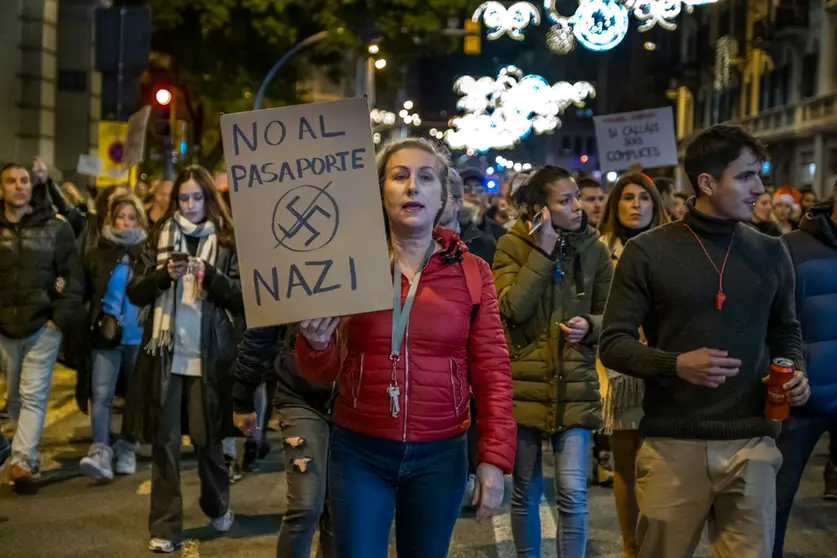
682, 223, 735, 310
391, 241, 436, 360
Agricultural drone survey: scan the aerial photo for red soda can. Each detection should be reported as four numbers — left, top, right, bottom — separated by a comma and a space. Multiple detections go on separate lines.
765, 357, 795, 421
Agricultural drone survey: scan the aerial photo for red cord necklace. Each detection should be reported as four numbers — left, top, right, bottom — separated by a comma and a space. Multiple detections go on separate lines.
682, 223, 736, 311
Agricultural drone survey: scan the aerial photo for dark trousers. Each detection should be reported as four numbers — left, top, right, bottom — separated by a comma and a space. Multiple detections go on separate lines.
149, 374, 229, 542
276, 406, 334, 558
328, 426, 467, 558
773, 413, 837, 557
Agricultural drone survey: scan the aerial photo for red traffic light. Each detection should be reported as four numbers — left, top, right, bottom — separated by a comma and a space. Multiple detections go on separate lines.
154, 87, 172, 106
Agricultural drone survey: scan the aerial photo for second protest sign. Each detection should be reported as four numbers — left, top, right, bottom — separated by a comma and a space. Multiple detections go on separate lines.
593, 107, 678, 172
220, 97, 393, 327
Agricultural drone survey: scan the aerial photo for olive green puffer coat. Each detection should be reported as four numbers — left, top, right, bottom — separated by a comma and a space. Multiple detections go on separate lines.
493, 217, 612, 433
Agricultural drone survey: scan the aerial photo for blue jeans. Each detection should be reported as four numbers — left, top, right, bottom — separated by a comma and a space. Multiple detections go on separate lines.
90, 345, 139, 446
0, 326, 62, 466
511, 426, 591, 558
328, 426, 467, 558
773, 414, 837, 557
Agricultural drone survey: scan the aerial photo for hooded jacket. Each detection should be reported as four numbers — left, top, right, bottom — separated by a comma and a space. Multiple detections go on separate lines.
0, 183, 83, 339
493, 215, 612, 433
782, 201, 837, 416
459, 219, 497, 264
295, 227, 517, 474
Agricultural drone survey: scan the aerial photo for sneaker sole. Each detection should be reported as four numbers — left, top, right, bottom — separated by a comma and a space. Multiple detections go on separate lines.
149, 542, 181, 553
212, 510, 234, 532
79, 460, 113, 482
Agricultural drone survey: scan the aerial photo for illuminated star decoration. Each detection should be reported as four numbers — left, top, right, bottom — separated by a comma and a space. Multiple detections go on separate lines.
472, 1, 542, 41
572, 0, 630, 52
446, 66, 595, 152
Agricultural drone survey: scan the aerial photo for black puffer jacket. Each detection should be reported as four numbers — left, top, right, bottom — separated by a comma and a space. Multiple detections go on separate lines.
126, 226, 245, 446
233, 324, 333, 417
0, 184, 83, 339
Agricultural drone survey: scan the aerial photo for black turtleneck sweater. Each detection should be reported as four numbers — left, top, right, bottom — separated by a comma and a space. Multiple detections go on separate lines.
599, 201, 804, 440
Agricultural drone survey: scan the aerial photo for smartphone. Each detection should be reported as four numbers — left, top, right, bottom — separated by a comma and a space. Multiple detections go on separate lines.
170, 251, 190, 262
528, 212, 544, 236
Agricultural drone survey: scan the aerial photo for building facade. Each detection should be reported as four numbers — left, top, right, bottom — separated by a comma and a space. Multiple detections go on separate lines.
674, 0, 837, 197
0, 0, 101, 184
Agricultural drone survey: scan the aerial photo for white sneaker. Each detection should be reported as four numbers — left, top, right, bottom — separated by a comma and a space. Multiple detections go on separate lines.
114, 441, 137, 475
79, 444, 114, 482
148, 538, 180, 553
211, 508, 234, 532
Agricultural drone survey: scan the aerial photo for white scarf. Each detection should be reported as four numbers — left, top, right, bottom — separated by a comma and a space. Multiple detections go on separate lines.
145, 212, 217, 355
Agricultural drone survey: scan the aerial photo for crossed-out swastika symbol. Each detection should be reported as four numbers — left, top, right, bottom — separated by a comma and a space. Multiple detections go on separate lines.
271, 182, 340, 253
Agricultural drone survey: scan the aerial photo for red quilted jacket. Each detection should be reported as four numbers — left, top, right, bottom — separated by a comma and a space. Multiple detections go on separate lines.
295, 227, 517, 474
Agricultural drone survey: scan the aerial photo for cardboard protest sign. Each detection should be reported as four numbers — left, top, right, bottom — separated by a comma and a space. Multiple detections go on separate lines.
123, 106, 151, 168
593, 107, 678, 172
220, 97, 393, 327
77, 154, 103, 177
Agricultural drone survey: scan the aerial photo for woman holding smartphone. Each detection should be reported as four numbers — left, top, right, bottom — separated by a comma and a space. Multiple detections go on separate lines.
493, 165, 613, 558
127, 165, 244, 554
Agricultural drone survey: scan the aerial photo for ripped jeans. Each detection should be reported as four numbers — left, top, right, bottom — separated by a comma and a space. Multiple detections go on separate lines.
276, 406, 334, 558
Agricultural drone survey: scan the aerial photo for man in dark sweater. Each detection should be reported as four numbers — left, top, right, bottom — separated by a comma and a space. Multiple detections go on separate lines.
599, 125, 809, 558
232, 325, 334, 558
774, 181, 837, 557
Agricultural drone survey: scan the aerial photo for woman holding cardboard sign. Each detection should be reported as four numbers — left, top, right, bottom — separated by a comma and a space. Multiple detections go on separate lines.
295, 138, 516, 558
126, 165, 244, 554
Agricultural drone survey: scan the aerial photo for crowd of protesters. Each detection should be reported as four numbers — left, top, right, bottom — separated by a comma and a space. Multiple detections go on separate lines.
1, 123, 835, 558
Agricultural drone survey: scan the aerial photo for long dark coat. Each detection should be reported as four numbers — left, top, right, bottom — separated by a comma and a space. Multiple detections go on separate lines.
125, 228, 244, 446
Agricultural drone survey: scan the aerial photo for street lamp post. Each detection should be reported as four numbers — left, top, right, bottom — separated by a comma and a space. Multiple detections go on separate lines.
254, 30, 333, 111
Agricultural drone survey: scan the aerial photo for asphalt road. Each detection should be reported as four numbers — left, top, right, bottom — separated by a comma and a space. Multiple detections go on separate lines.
1, 402, 836, 557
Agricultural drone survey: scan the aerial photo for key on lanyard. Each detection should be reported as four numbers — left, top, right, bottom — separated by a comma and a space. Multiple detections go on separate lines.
388, 242, 436, 417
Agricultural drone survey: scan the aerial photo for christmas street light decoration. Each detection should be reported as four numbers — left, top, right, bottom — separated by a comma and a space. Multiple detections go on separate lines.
447, 66, 595, 152
714, 35, 739, 91
547, 19, 576, 54
472, 1, 542, 41
572, 0, 630, 52
626, 0, 683, 32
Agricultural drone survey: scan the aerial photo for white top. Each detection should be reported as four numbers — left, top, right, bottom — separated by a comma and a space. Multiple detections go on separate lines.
170, 274, 203, 377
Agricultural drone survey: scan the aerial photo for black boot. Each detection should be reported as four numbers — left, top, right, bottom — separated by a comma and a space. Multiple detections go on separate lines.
242, 440, 260, 473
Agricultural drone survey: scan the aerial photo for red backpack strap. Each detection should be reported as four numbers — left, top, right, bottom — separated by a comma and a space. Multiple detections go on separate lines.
461, 253, 482, 323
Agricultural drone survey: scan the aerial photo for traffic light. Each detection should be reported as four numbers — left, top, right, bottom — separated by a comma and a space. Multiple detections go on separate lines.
464, 20, 481, 55
153, 86, 174, 137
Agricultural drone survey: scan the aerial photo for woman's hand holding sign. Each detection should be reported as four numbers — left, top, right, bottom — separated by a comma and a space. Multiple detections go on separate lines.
300, 317, 340, 351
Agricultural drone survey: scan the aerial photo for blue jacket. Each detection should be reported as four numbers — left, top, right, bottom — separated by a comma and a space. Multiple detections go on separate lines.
103, 260, 143, 346
783, 201, 837, 416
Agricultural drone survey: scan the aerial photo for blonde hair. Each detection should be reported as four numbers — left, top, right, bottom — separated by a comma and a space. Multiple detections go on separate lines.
60, 182, 86, 206
375, 138, 451, 242
107, 192, 149, 230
